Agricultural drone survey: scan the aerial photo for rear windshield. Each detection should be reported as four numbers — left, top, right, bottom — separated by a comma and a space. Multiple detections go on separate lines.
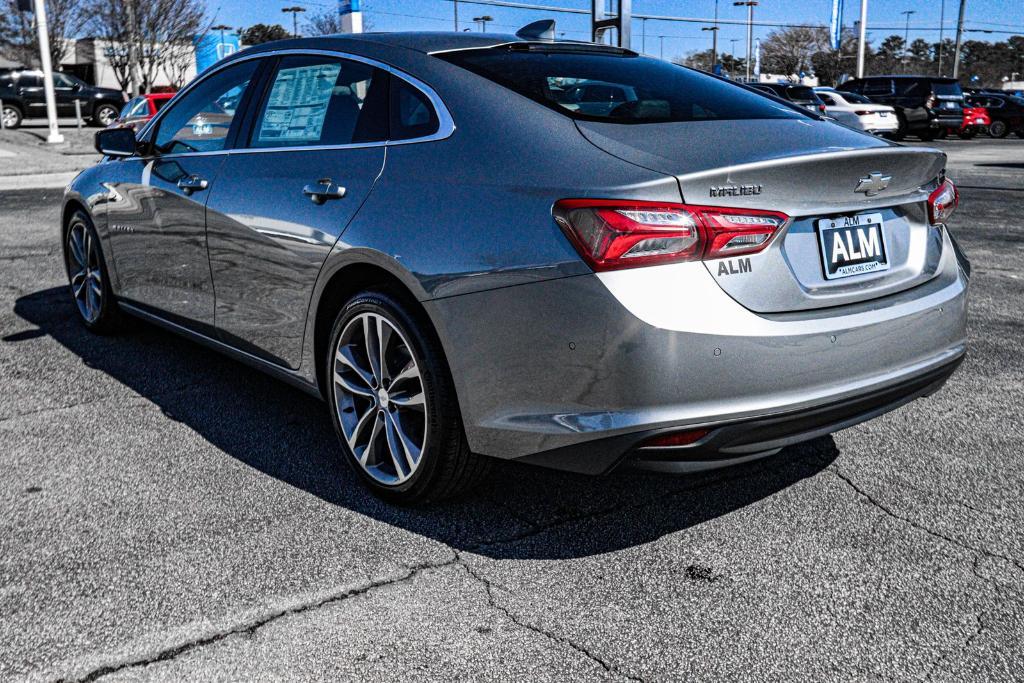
932, 81, 964, 97
437, 46, 804, 124
785, 85, 817, 101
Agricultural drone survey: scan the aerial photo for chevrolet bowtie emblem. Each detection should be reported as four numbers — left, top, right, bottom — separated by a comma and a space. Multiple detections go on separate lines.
855, 172, 892, 196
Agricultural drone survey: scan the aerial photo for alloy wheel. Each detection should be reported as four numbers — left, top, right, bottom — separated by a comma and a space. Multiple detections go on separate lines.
1, 106, 18, 128
96, 106, 117, 126
66, 222, 103, 324
332, 311, 428, 486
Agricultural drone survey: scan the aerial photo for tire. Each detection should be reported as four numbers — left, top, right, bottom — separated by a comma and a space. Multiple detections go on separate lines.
1015, 130, 1024, 139
919, 130, 936, 142
989, 120, 1009, 138
1, 103, 22, 129
325, 290, 490, 504
958, 129, 977, 140
90, 103, 119, 127
63, 210, 123, 334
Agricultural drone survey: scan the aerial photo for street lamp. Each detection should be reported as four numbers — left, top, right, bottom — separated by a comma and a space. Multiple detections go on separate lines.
282, 6, 306, 38
640, 17, 648, 54
901, 10, 916, 63
473, 15, 493, 32
702, 26, 720, 73
659, 35, 666, 60
733, 1, 758, 82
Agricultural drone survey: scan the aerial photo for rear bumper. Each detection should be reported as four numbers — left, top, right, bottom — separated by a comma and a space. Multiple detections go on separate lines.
426, 229, 969, 474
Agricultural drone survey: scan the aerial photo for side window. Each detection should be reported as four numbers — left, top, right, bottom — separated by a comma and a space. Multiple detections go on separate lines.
390, 76, 440, 141
53, 73, 76, 88
819, 93, 836, 106
864, 79, 892, 96
153, 60, 258, 155
19, 73, 42, 88
894, 80, 920, 96
251, 55, 388, 148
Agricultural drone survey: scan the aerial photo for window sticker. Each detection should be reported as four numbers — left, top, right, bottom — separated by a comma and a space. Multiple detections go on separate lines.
258, 63, 342, 143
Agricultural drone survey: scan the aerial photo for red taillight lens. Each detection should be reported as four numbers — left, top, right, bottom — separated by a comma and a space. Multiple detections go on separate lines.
854, 110, 872, 116
928, 179, 959, 224
642, 429, 710, 447
553, 199, 788, 271
819, 103, 827, 114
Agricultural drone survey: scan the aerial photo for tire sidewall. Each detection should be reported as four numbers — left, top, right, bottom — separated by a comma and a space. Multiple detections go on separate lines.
325, 291, 454, 502
989, 120, 1008, 138
2, 104, 22, 129
91, 104, 118, 127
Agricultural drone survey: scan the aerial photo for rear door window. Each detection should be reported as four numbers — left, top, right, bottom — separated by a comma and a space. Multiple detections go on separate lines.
250, 55, 389, 148
437, 46, 802, 123
932, 81, 964, 98
863, 79, 892, 96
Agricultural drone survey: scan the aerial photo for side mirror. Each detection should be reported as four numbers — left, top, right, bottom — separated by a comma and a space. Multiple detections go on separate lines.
95, 127, 137, 157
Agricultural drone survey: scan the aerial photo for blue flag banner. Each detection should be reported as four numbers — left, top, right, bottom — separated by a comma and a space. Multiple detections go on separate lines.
830, 0, 844, 50
194, 33, 240, 73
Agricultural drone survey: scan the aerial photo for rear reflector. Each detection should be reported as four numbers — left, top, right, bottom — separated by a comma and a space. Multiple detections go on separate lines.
553, 199, 788, 271
641, 429, 710, 448
928, 179, 959, 224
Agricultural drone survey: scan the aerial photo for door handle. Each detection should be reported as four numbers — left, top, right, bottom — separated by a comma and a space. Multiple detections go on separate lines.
303, 178, 346, 205
177, 174, 209, 195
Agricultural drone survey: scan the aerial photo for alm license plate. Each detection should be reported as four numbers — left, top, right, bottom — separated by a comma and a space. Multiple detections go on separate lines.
817, 213, 890, 280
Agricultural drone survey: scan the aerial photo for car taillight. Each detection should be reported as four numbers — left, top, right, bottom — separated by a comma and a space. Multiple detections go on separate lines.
819, 103, 827, 114
552, 199, 788, 271
854, 110, 873, 116
928, 179, 959, 224
926, 94, 937, 109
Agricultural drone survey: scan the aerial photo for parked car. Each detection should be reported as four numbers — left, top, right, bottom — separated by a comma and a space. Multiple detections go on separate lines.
955, 98, 991, 139
966, 93, 1024, 138
0, 69, 125, 129
69, 31, 969, 503
749, 82, 828, 115
111, 92, 176, 131
838, 75, 964, 141
813, 87, 899, 135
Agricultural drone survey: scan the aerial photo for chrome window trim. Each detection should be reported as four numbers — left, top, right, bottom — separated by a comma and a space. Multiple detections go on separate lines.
137, 47, 455, 155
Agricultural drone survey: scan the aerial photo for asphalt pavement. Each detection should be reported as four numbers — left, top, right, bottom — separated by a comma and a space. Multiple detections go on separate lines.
0, 139, 1022, 682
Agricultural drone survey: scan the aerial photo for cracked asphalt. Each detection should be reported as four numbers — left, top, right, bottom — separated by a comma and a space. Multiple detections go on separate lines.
1, 138, 1023, 681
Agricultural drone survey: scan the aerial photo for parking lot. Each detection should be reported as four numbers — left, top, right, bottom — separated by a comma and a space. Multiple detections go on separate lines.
1, 137, 1022, 681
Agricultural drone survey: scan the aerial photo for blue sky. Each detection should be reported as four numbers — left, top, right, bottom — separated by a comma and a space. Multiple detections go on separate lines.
210, 0, 1024, 60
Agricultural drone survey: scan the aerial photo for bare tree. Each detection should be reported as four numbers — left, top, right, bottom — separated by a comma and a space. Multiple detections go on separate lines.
0, 0, 89, 68
86, 0, 207, 95
304, 9, 372, 36
759, 26, 823, 77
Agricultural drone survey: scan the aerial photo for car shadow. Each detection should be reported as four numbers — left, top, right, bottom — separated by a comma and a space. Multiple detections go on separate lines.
13, 287, 840, 560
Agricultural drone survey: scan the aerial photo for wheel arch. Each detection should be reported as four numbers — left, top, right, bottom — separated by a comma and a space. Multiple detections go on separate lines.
310, 259, 446, 401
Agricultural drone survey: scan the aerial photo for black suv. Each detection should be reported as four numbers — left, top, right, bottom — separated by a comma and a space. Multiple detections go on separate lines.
748, 82, 828, 115
0, 69, 125, 129
838, 76, 964, 140
966, 92, 1024, 138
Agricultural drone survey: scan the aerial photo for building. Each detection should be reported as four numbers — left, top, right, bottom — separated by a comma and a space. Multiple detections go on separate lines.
59, 38, 197, 91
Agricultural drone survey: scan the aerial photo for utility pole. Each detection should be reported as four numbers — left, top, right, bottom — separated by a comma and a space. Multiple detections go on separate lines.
733, 1, 757, 82
702, 27, 719, 73
952, 0, 966, 77
31, 0, 62, 143
856, 0, 868, 78
126, 0, 142, 96
937, 0, 946, 75
282, 6, 306, 38
640, 17, 647, 54
453, 0, 459, 31
659, 35, 665, 59
901, 10, 915, 63
473, 15, 493, 32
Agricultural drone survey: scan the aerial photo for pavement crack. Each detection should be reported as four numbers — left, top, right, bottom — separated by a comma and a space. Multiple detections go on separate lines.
457, 553, 644, 682
830, 467, 1024, 576
921, 612, 986, 682
63, 556, 460, 683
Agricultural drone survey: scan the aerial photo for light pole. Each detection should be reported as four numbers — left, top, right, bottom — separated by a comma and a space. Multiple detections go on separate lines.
31, 0, 62, 143
640, 17, 647, 54
856, 0, 868, 78
282, 7, 306, 38
952, 0, 966, 78
659, 35, 665, 60
454, 0, 459, 31
702, 26, 719, 73
937, 0, 946, 75
473, 15, 493, 32
900, 10, 915, 63
733, 1, 758, 82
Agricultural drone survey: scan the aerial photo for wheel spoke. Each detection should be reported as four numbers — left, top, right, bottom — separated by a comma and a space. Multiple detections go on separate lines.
383, 412, 411, 477
386, 410, 421, 471
69, 230, 85, 268
377, 317, 392, 382
360, 412, 385, 466
362, 315, 383, 385
333, 369, 374, 398
388, 360, 419, 390
335, 345, 375, 392
390, 390, 425, 408
346, 404, 377, 451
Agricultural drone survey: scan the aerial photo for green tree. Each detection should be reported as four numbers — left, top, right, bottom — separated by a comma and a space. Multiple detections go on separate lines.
241, 23, 289, 46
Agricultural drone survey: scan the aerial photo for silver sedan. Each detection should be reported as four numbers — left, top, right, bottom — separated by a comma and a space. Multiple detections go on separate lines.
64, 28, 969, 503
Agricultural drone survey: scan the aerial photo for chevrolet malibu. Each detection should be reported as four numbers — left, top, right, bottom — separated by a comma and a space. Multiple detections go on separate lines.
64, 28, 969, 503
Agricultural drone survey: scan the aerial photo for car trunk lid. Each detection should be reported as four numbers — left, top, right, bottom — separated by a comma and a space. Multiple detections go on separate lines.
577, 118, 948, 312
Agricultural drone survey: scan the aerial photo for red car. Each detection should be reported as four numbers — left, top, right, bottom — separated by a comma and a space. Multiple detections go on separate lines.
956, 101, 991, 139
109, 92, 175, 131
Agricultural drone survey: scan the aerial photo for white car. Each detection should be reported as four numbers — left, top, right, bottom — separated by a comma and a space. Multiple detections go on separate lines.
815, 88, 899, 135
